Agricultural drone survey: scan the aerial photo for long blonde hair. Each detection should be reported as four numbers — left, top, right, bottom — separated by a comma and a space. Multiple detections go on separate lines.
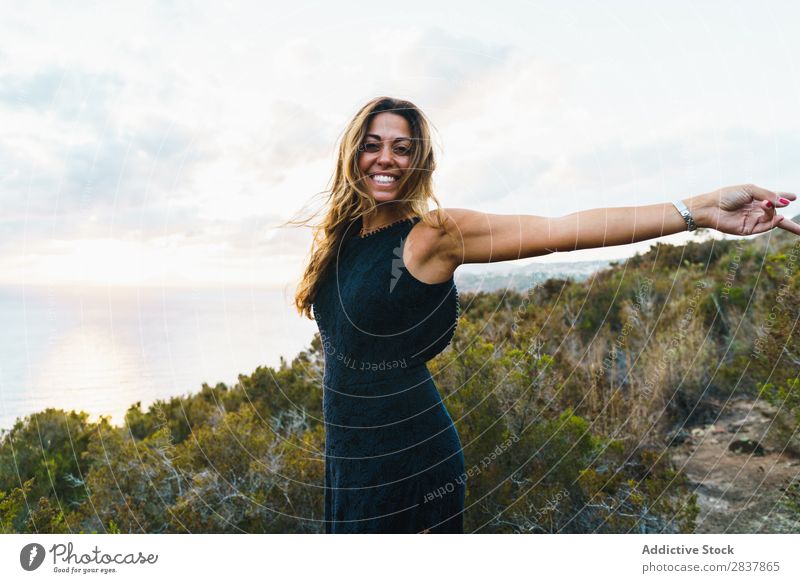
291, 96, 448, 320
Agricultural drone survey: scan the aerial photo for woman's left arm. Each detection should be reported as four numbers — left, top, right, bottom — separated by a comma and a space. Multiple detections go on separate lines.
546, 183, 800, 253
420, 184, 799, 270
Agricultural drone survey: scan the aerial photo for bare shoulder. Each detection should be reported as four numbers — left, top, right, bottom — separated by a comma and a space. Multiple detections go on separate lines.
419, 207, 490, 235
411, 207, 491, 245
411, 207, 482, 237
403, 208, 468, 283
408, 208, 471, 256
411, 207, 561, 267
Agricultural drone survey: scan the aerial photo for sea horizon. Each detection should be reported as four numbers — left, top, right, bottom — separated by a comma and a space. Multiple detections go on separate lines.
0, 283, 319, 432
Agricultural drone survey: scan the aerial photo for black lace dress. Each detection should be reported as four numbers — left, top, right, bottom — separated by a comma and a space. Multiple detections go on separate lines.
311, 215, 465, 533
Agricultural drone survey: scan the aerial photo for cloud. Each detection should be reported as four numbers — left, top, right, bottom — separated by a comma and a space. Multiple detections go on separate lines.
2, 6, 799, 287
390, 26, 513, 110
0, 67, 124, 123
0, 58, 222, 239
551, 127, 800, 206
0, 117, 211, 219
235, 99, 335, 186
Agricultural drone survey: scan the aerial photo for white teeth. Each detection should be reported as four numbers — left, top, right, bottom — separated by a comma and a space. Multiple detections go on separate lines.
372, 174, 397, 183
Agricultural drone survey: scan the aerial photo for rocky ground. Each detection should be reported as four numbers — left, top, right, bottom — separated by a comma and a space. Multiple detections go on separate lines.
668, 397, 800, 533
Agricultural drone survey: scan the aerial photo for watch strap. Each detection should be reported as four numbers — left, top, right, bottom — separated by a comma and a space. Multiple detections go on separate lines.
672, 199, 697, 231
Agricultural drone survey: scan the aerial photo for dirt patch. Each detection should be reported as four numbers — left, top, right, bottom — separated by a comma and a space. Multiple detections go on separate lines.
669, 397, 800, 533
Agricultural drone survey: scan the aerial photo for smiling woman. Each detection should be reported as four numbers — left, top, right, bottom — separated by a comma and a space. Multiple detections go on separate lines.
356, 114, 414, 211
292, 97, 460, 534
291, 95, 799, 535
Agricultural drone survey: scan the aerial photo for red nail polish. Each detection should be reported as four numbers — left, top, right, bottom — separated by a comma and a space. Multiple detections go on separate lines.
779, 197, 790, 204
766, 201, 773, 208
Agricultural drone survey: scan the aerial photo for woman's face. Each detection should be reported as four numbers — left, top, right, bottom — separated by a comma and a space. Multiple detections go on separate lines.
357, 112, 413, 203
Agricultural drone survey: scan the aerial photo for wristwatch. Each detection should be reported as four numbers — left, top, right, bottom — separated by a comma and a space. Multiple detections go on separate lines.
672, 199, 697, 231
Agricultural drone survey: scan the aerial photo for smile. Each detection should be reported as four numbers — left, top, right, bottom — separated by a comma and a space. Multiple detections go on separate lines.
370, 174, 398, 185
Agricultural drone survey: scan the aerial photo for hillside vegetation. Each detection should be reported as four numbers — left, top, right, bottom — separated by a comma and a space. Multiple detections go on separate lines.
2, 227, 799, 533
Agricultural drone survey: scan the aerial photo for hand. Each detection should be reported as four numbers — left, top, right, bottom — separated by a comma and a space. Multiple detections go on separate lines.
688, 184, 800, 236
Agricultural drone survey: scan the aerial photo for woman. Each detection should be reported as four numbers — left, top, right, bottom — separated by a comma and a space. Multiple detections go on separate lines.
294, 96, 799, 534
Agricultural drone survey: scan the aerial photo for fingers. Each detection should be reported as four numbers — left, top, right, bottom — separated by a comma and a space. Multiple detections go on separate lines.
776, 192, 796, 208
743, 184, 774, 200
747, 184, 796, 208
753, 213, 783, 235
743, 185, 799, 236
777, 216, 800, 236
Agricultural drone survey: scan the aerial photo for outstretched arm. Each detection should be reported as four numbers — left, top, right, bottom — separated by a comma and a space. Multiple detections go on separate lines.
425, 184, 799, 268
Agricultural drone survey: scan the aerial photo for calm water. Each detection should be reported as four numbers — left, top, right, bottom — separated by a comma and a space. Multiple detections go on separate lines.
0, 285, 318, 432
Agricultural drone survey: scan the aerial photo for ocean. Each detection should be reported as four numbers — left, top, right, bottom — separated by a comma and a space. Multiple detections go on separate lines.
0, 285, 318, 432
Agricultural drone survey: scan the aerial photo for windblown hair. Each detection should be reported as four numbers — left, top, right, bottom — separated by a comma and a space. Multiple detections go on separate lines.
292, 96, 448, 320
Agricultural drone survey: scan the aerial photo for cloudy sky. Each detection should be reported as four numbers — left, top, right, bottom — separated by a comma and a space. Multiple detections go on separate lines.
2, 0, 798, 294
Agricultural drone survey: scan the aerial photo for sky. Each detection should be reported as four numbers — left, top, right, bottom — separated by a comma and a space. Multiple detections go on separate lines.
2, 0, 799, 297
